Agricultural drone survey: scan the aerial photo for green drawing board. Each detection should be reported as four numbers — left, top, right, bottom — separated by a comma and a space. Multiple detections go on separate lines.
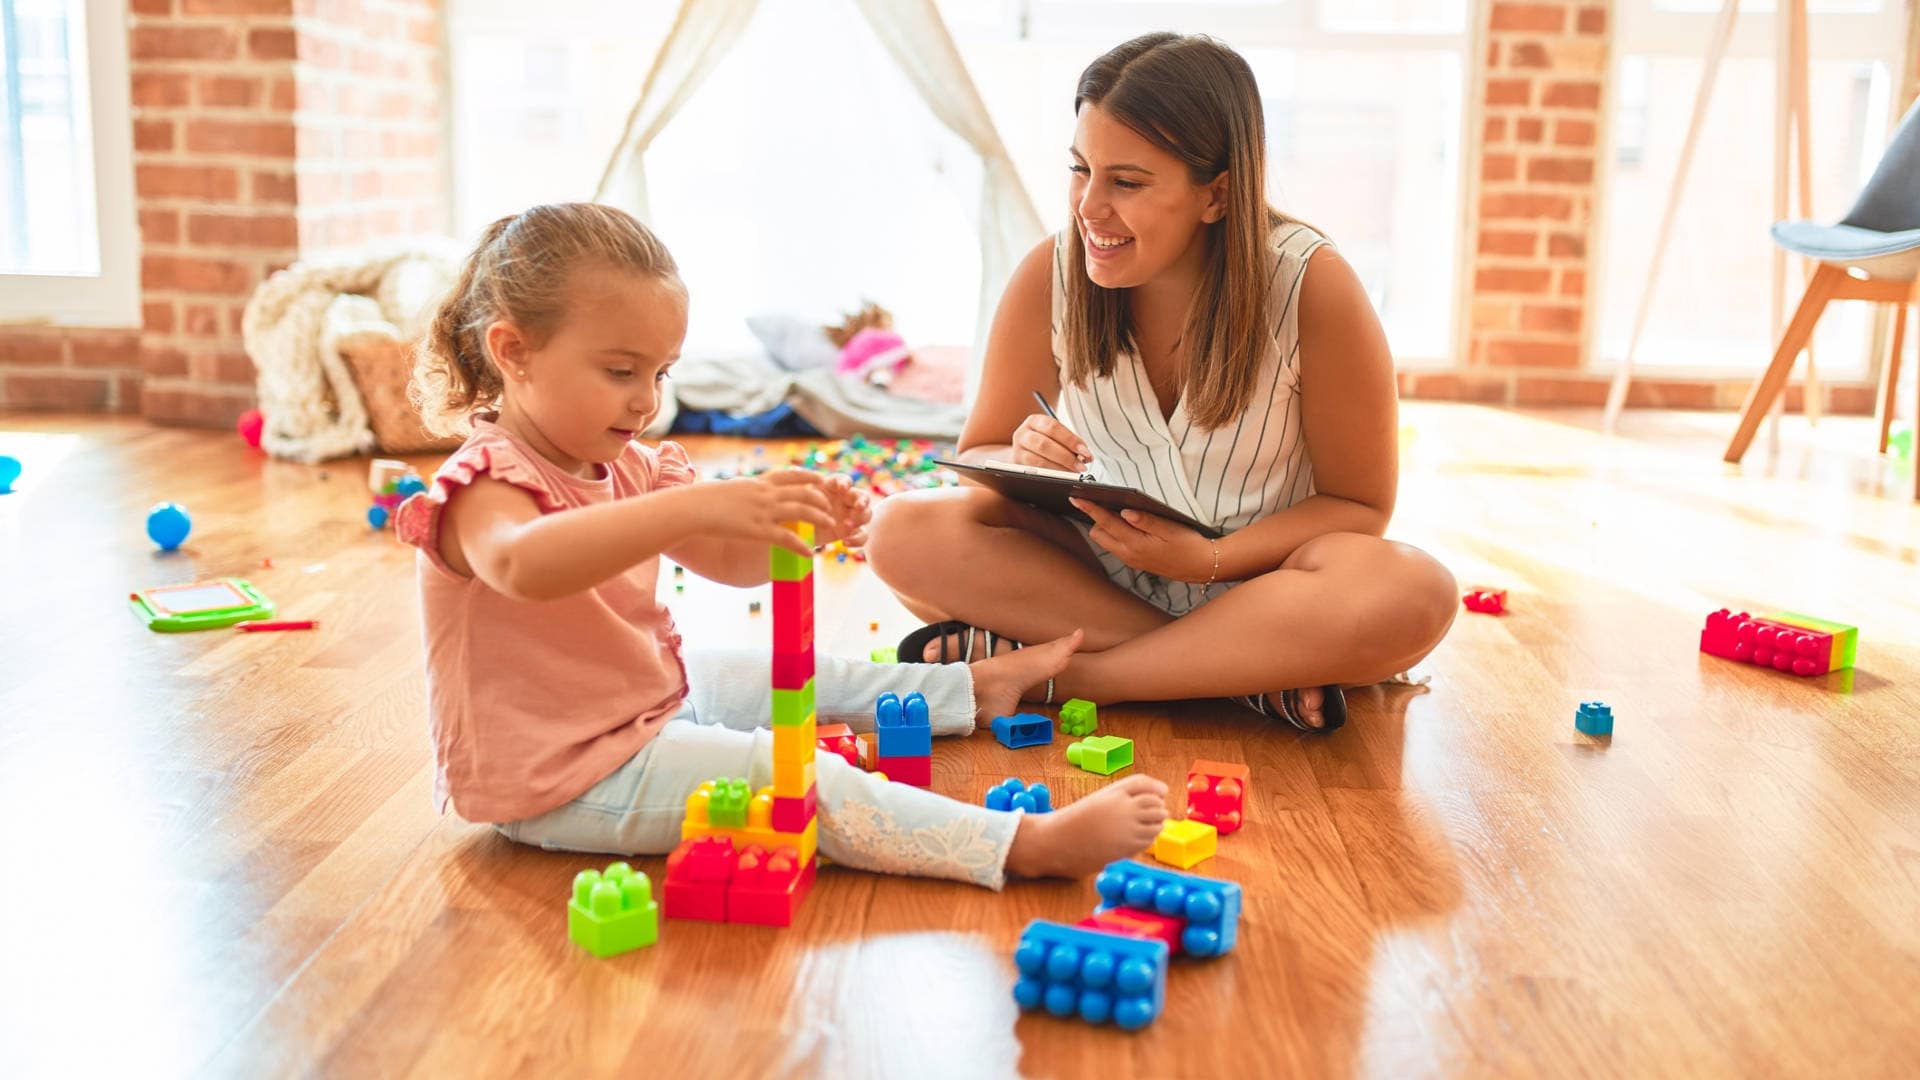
130, 578, 276, 632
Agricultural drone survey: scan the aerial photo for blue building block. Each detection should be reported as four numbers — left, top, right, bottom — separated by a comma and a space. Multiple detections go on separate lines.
1092, 859, 1242, 959
991, 712, 1052, 750
1012, 920, 1166, 1031
875, 691, 931, 758
1575, 700, 1613, 736
985, 777, 1053, 813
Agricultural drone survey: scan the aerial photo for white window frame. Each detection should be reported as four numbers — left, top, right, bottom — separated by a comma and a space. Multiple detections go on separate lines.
1591, 0, 1912, 377
0, 0, 139, 328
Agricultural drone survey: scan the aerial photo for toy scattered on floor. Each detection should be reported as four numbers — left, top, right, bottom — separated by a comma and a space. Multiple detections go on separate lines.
1575, 701, 1613, 737
870, 646, 897, 664
1700, 608, 1857, 676
235, 619, 316, 632
1013, 858, 1243, 1030
1066, 734, 1134, 776
992, 712, 1052, 750
1151, 819, 1217, 869
1185, 760, 1249, 835
1058, 698, 1098, 736
367, 459, 425, 530
749, 601, 762, 614
869, 621, 879, 632
815, 722, 869, 769
236, 408, 265, 449
145, 501, 192, 551
130, 577, 275, 632
1462, 587, 1507, 615
0, 453, 20, 493
1889, 422, 1912, 463
985, 777, 1053, 813
874, 690, 932, 786
664, 521, 822, 926
568, 861, 658, 957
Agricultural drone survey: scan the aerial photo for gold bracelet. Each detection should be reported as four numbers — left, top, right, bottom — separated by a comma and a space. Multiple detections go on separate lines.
1204, 537, 1221, 587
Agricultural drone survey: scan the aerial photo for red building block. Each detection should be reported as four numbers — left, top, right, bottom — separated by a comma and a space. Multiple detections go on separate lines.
771, 643, 815, 690
1700, 608, 1853, 676
1462, 587, 1507, 614
726, 844, 816, 927
1185, 759, 1250, 836
772, 575, 813, 653
875, 754, 931, 787
1078, 904, 1187, 956
771, 785, 817, 833
816, 723, 865, 769
663, 835, 736, 922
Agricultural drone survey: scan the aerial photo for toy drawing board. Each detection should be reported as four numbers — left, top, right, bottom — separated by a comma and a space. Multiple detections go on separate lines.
130, 578, 276, 632
933, 459, 1223, 538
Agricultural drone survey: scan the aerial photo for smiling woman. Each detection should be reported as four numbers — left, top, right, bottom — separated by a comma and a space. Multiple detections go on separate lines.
867, 33, 1458, 734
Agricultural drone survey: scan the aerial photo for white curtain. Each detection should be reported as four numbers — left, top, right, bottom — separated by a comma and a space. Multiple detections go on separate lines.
593, 0, 762, 219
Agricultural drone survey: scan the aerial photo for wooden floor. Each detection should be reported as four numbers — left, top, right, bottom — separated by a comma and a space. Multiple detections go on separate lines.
1, 404, 1917, 1079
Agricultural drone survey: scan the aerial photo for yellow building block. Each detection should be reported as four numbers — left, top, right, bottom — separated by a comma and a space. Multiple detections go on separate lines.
1152, 819, 1218, 870
774, 754, 816, 796
772, 713, 817, 765
681, 809, 817, 866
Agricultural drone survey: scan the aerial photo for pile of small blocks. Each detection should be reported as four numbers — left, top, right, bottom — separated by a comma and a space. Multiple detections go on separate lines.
992, 712, 1051, 749
875, 690, 932, 785
1012, 859, 1242, 1030
985, 776, 1052, 813
568, 862, 659, 957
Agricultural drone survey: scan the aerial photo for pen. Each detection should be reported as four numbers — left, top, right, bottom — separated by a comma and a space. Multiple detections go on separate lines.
1032, 391, 1092, 467
236, 619, 318, 632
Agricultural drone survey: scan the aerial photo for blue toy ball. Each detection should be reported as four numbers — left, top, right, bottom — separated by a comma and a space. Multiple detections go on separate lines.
146, 502, 192, 551
0, 454, 20, 493
368, 504, 390, 530
395, 474, 427, 498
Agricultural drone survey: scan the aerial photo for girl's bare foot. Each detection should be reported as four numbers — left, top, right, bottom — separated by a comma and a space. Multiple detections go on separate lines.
1006, 775, 1169, 878
969, 629, 1083, 726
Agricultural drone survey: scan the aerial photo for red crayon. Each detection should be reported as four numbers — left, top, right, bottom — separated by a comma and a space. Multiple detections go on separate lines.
235, 619, 317, 632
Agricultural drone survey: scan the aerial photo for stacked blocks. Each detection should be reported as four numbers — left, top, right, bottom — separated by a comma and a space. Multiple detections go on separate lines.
1151, 820, 1217, 870
1058, 698, 1098, 736
1066, 735, 1134, 776
991, 713, 1052, 750
568, 862, 658, 957
1575, 701, 1613, 737
875, 691, 932, 786
1013, 859, 1241, 1030
815, 722, 867, 769
1462, 587, 1507, 614
1185, 759, 1250, 835
1013, 921, 1167, 1031
663, 522, 822, 927
1700, 608, 1857, 676
985, 777, 1053, 813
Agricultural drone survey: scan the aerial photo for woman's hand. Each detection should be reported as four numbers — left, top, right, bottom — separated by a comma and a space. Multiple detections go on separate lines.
1070, 499, 1215, 582
683, 470, 836, 555
1009, 414, 1094, 472
817, 474, 874, 547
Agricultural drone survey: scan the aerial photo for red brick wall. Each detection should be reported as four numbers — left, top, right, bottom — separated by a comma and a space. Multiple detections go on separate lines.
0, 0, 446, 425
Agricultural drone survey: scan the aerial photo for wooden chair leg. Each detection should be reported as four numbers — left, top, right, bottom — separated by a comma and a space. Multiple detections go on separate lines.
1726, 263, 1842, 463
1876, 301, 1906, 454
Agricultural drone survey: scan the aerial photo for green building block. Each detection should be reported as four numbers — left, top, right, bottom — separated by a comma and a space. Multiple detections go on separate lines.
568, 862, 658, 957
1066, 735, 1134, 776
773, 679, 815, 727
870, 646, 898, 664
708, 777, 751, 827
1058, 698, 1098, 736
770, 545, 813, 582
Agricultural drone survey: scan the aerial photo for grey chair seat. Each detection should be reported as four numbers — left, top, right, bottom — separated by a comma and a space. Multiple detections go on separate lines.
1771, 220, 1920, 279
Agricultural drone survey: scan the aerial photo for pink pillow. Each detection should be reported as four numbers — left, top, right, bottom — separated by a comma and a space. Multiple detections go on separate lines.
836, 327, 912, 380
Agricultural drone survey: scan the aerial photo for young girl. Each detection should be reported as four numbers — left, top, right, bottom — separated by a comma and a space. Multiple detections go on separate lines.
398, 202, 1167, 889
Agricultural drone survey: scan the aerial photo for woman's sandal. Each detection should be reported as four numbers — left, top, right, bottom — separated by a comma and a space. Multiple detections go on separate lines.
896, 620, 1024, 664
1238, 685, 1348, 734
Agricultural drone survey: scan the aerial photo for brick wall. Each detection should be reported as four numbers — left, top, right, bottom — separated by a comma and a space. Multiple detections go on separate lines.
0, 0, 446, 425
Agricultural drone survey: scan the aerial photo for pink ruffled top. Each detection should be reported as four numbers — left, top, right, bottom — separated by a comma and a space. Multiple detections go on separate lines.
394, 418, 696, 822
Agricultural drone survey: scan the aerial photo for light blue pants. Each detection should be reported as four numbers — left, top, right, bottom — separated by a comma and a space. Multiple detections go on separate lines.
496, 650, 1021, 889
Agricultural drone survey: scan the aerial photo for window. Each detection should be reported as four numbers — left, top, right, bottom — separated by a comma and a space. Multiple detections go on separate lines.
0, 0, 137, 326
1597, 0, 1908, 376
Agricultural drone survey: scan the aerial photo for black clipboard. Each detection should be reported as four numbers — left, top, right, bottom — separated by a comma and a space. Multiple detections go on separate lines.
934, 459, 1223, 538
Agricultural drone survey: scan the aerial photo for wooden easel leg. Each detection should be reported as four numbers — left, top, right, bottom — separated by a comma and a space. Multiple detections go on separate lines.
1876, 302, 1906, 453
1726, 264, 1841, 463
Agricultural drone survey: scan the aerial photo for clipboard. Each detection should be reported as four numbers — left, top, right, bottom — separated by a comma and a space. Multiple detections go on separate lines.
934, 459, 1223, 538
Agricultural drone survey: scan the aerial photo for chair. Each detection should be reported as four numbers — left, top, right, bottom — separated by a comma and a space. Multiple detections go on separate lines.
1725, 96, 1920, 498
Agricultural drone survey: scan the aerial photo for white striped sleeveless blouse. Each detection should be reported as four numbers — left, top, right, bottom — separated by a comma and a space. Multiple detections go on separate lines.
1049, 222, 1331, 616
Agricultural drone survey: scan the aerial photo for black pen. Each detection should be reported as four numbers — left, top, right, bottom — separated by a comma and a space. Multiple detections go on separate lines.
1032, 391, 1094, 471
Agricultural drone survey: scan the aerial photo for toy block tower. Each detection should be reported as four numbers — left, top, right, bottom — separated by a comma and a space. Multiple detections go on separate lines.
770, 522, 819, 832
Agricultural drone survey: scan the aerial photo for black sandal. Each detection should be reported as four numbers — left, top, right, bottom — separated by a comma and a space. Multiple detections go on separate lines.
895, 620, 1024, 664
1238, 684, 1347, 734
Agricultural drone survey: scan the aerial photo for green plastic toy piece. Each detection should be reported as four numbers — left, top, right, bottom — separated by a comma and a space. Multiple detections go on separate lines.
1066, 735, 1133, 776
708, 777, 751, 827
1059, 698, 1098, 736
770, 544, 812, 582
870, 646, 898, 664
568, 862, 658, 957
773, 679, 815, 727
129, 577, 276, 632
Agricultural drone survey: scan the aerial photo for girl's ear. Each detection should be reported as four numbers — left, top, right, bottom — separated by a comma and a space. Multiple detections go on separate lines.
485, 320, 528, 379
1202, 172, 1230, 224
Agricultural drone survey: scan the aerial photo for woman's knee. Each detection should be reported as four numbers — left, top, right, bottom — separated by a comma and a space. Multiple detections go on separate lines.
1286, 533, 1457, 663
867, 488, 978, 585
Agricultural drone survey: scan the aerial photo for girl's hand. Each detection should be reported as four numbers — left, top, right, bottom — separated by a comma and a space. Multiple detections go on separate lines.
1070, 499, 1214, 582
685, 470, 836, 556
819, 475, 874, 547
1009, 413, 1093, 472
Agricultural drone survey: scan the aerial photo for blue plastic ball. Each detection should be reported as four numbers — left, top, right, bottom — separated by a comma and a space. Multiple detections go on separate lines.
0, 454, 20, 493
396, 475, 427, 497
368, 504, 390, 530
146, 502, 191, 551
